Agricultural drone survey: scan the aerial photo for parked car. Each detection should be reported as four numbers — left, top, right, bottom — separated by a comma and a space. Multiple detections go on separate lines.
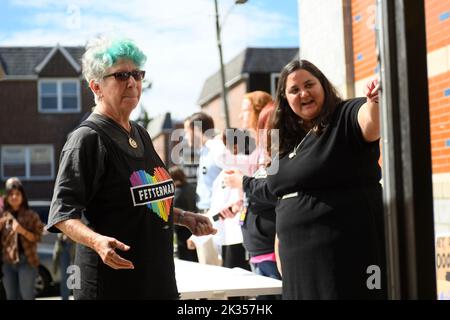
36, 239, 60, 297
29, 200, 60, 297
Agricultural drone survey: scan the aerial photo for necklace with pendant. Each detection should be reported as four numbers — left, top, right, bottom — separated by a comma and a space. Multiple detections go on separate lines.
128, 136, 138, 149
124, 124, 138, 149
288, 130, 312, 159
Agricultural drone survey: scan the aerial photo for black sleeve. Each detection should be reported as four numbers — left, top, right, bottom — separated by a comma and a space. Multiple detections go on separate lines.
340, 97, 372, 148
46, 127, 107, 233
243, 176, 278, 209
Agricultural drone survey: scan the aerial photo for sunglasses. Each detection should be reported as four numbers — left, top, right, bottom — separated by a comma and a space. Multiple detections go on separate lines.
103, 70, 146, 81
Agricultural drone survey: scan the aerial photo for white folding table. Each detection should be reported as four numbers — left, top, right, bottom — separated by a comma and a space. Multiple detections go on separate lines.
175, 259, 282, 300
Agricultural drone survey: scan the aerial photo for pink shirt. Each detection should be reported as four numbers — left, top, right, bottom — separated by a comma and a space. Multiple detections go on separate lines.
250, 252, 276, 264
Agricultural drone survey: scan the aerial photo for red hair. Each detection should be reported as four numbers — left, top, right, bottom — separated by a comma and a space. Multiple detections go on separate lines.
257, 101, 275, 131
243, 91, 273, 131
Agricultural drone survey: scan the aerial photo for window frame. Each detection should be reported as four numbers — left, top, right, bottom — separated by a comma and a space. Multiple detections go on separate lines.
38, 78, 81, 113
1, 145, 55, 181
270, 73, 280, 97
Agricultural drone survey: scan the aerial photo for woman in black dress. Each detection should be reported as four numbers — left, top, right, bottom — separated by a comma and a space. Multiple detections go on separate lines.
271, 59, 386, 299
226, 59, 386, 299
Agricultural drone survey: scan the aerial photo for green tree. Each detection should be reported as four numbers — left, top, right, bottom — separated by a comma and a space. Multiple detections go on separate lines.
135, 106, 152, 128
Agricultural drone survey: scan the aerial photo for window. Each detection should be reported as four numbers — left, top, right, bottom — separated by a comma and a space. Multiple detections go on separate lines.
39, 79, 80, 113
1, 145, 54, 180
1, 146, 26, 178
270, 73, 280, 97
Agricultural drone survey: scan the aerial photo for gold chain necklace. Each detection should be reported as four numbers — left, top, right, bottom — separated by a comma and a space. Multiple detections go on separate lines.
124, 123, 138, 149
288, 130, 312, 159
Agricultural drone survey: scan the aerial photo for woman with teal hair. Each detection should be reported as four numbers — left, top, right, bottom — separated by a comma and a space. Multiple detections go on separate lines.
46, 36, 216, 299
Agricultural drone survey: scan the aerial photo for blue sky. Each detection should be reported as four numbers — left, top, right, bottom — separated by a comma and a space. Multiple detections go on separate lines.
0, 0, 299, 119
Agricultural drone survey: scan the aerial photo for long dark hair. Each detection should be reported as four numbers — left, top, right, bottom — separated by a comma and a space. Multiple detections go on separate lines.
169, 166, 187, 187
3, 178, 29, 212
269, 59, 342, 157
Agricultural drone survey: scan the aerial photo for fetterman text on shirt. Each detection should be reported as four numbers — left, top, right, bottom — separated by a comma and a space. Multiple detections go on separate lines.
130, 180, 175, 206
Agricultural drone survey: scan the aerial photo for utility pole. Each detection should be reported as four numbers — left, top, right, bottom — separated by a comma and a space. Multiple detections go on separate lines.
214, 0, 230, 128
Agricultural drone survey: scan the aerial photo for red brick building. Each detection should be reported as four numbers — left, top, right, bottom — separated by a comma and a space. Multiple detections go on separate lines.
351, 0, 450, 230
0, 45, 93, 201
299, 0, 450, 230
352, 0, 450, 173
198, 47, 299, 131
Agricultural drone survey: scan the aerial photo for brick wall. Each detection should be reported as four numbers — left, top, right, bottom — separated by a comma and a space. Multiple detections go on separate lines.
351, 0, 450, 84
351, 0, 377, 82
429, 71, 450, 173
425, 0, 450, 175
425, 0, 450, 52
352, 0, 450, 175
200, 81, 247, 131
0, 80, 93, 199
39, 51, 80, 77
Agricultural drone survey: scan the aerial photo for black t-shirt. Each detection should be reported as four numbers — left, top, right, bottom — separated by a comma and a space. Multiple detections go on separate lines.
47, 113, 145, 229
268, 97, 381, 194
47, 113, 177, 299
267, 98, 386, 300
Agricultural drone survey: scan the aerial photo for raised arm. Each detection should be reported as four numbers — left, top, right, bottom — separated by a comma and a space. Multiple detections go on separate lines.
358, 78, 381, 142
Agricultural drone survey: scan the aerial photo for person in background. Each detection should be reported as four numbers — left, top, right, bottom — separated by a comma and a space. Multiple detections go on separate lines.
210, 128, 253, 271
46, 36, 215, 300
240, 91, 273, 135
222, 94, 282, 299
169, 166, 198, 262
183, 112, 223, 265
184, 112, 222, 214
0, 177, 44, 300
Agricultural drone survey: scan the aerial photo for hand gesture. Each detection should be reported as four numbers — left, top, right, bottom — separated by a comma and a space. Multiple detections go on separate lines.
218, 199, 243, 220
218, 206, 235, 219
11, 218, 21, 233
183, 212, 217, 236
93, 236, 134, 270
0, 216, 9, 229
365, 78, 380, 104
186, 238, 196, 250
223, 169, 244, 189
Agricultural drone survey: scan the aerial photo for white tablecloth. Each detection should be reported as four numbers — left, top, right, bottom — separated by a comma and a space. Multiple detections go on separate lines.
175, 259, 282, 299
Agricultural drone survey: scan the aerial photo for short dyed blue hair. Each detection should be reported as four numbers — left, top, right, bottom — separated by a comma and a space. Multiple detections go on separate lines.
82, 36, 147, 83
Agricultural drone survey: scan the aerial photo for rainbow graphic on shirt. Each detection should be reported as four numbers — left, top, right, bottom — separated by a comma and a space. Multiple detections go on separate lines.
129, 167, 175, 222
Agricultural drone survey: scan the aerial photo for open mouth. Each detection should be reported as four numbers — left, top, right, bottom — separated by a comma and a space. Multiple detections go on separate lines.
301, 100, 314, 106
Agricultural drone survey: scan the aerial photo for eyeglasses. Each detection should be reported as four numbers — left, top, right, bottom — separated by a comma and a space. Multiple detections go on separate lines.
103, 70, 146, 81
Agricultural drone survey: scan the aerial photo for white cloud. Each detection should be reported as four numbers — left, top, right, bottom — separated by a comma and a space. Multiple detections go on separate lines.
1, 0, 299, 121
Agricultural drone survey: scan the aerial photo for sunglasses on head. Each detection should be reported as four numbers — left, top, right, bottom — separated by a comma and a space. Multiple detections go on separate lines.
103, 70, 146, 81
